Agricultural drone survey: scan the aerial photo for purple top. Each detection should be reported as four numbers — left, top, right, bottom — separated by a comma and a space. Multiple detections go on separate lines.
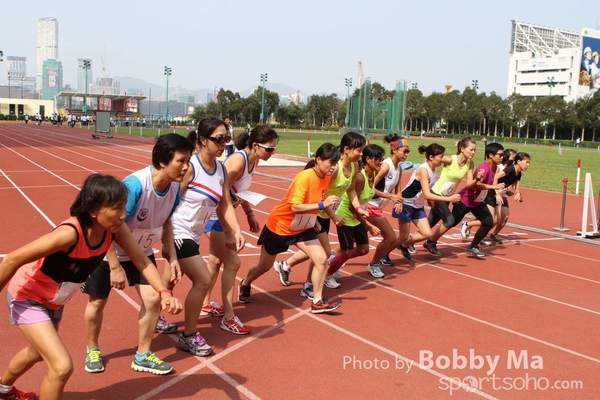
459, 161, 495, 207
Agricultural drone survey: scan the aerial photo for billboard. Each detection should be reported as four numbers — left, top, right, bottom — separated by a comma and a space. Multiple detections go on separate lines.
578, 29, 600, 95
47, 69, 58, 88
125, 99, 138, 112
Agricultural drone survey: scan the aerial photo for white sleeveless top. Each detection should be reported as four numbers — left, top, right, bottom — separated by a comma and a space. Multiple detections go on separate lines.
172, 154, 226, 243
369, 157, 401, 209
116, 167, 180, 261
230, 149, 256, 193
400, 162, 436, 209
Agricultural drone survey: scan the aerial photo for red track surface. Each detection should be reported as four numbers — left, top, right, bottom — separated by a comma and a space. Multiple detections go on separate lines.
0, 122, 598, 399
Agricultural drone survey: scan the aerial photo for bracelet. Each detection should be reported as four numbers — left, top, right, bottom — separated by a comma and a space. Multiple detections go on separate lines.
318, 201, 325, 211
158, 289, 172, 299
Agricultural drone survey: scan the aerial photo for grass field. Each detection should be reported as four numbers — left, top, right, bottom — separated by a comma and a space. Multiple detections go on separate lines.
97, 126, 600, 194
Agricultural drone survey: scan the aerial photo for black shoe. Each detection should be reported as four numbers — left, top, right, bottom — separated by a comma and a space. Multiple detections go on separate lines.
398, 245, 412, 260
379, 254, 394, 266
423, 240, 442, 257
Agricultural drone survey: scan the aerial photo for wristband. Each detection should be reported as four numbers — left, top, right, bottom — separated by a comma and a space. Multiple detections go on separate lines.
318, 201, 325, 211
158, 289, 172, 299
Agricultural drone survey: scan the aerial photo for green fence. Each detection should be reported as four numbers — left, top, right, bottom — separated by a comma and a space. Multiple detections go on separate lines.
348, 79, 407, 136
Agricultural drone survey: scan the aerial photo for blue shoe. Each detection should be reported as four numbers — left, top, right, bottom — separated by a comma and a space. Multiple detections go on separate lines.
379, 254, 394, 266
398, 245, 412, 260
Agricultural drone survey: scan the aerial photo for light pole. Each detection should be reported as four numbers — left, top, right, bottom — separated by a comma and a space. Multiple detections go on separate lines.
82, 60, 91, 113
260, 73, 268, 124
471, 79, 479, 91
164, 66, 172, 121
344, 78, 352, 127
547, 76, 556, 95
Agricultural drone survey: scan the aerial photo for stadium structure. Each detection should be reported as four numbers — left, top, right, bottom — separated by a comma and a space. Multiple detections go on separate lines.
507, 20, 600, 101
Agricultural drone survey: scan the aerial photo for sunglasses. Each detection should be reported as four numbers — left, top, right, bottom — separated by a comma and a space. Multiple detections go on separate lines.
206, 135, 232, 145
257, 143, 277, 153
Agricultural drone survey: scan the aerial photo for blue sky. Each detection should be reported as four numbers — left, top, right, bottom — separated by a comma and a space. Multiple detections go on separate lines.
0, 0, 587, 97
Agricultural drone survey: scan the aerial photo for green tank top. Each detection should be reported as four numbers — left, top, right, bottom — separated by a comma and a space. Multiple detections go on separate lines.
431, 154, 469, 196
335, 169, 375, 227
318, 160, 355, 218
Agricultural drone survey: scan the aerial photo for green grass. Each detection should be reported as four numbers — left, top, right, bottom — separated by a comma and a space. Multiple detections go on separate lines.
90, 126, 599, 193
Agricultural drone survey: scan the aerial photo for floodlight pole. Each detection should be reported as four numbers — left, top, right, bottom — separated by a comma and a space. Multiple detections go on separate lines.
260, 73, 268, 124
471, 79, 479, 92
344, 78, 352, 126
82, 60, 91, 113
547, 76, 556, 95
164, 66, 172, 121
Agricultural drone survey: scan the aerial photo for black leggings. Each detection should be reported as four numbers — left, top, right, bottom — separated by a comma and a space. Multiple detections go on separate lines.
450, 202, 494, 248
428, 200, 455, 228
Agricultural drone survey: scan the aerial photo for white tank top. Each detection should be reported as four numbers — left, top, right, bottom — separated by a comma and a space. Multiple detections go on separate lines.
231, 150, 256, 193
116, 167, 180, 261
172, 154, 226, 243
401, 162, 436, 209
369, 157, 401, 209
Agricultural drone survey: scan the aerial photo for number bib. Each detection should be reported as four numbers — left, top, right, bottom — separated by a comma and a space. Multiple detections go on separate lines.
441, 181, 458, 196
49, 282, 81, 306
474, 190, 488, 203
131, 228, 163, 253
192, 206, 217, 231
289, 214, 318, 231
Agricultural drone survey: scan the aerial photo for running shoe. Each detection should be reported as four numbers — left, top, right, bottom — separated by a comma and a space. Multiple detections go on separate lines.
407, 244, 418, 254
332, 269, 343, 279
273, 261, 291, 286
155, 315, 178, 334
324, 276, 341, 289
489, 234, 503, 244
300, 283, 314, 300
423, 240, 442, 257
367, 263, 385, 278
238, 279, 252, 303
311, 298, 341, 314
221, 316, 251, 335
0, 387, 37, 400
200, 302, 225, 317
460, 221, 471, 238
466, 247, 486, 258
85, 346, 105, 373
379, 254, 394, 266
398, 245, 412, 260
178, 332, 213, 356
131, 352, 173, 374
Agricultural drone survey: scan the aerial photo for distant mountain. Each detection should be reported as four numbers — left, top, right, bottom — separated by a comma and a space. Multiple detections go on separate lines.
114, 76, 314, 104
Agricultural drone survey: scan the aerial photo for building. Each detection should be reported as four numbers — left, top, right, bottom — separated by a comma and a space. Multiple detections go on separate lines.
36, 17, 58, 92
506, 20, 600, 102
41, 59, 63, 100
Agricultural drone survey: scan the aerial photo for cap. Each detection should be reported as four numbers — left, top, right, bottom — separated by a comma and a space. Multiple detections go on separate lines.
584, 46, 592, 55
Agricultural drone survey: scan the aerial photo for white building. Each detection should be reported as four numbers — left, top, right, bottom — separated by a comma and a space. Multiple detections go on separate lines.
36, 17, 58, 92
506, 21, 588, 102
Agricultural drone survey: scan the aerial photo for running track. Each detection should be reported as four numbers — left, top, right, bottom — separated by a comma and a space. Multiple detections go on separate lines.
0, 122, 598, 399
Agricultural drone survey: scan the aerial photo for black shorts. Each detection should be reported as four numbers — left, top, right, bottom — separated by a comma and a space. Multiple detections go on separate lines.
174, 238, 200, 260
81, 254, 157, 298
484, 190, 498, 208
316, 216, 331, 234
336, 224, 369, 250
257, 226, 318, 255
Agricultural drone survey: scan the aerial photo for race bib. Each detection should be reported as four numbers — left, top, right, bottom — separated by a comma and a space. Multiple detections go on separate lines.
414, 191, 425, 207
475, 190, 488, 203
49, 282, 81, 306
192, 206, 217, 231
289, 214, 318, 231
131, 228, 163, 252
441, 181, 458, 196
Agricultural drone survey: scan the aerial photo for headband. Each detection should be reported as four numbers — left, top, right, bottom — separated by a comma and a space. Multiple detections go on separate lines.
390, 138, 409, 150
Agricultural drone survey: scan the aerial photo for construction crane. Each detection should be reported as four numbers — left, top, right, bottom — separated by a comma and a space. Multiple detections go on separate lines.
358, 61, 364, 87
444, 84, 453, 95
100, 46, 109, 81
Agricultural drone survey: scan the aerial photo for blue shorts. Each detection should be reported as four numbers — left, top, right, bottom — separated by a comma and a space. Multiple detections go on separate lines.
203, 219, 224, 233
392, 203, 427, 223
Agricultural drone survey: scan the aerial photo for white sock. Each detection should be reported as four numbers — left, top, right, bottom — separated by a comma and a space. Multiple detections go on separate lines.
312, 298, 322, 304
0, 380, 13, 393
282, 262, 291, 273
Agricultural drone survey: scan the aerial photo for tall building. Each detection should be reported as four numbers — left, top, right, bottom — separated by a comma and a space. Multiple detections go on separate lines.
36, 17, 58, 92
506, 21, 586, 102
77, 58, 93, 92
6, 56, 26, 86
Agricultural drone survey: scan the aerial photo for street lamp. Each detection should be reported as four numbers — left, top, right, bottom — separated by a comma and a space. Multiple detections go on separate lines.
82, 60, 91, 113
547, 76, 556, 96
411, 82, 418, 90
260, 73, 268, 124
164, 66, 172, 121
344, 78, 352, 127
471, 79, 479, 91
